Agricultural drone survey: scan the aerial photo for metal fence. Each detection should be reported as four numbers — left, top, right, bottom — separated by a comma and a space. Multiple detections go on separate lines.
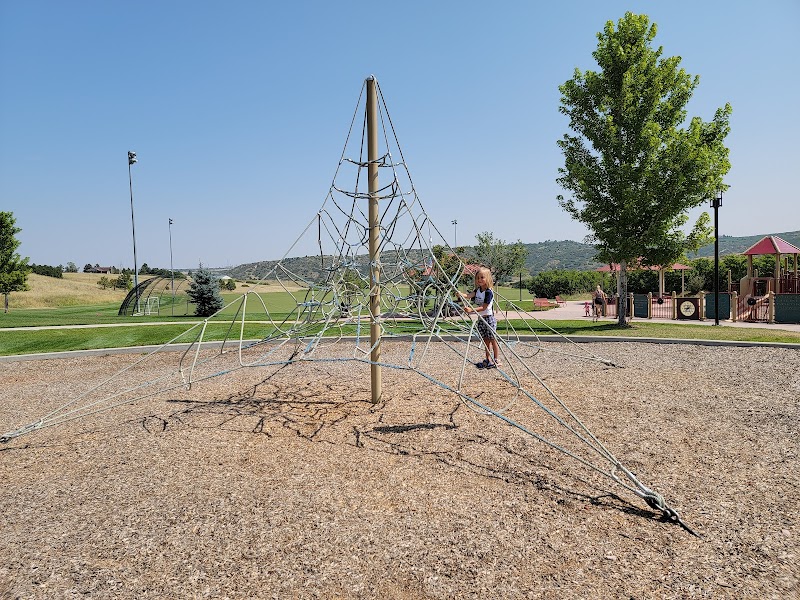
651, 296, 672, 319
736, 295, 770, 322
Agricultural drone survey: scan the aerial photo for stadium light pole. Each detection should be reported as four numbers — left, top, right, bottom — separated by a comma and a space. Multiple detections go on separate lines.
712, 190, 723, 326
451, 219, 458, 248
128, 151, 140, 313
169, 218, 175, 316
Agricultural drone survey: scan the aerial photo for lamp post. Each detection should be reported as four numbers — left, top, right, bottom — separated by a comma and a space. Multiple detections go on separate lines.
451, 219, 457, 249
712, 190, 723, 326
127, 151, 140, 313
168, 218, 175, 316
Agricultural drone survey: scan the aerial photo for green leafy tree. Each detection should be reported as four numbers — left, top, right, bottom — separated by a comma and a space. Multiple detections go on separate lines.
0, 212, 31, 313
65, 262, 78, 273
470, 232, 528, 285
187, 266, 224, 317
557, 12, 731, 325
429, 245, 471, 286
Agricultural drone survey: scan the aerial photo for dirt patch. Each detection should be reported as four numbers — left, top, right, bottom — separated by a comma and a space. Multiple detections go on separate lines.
0, 342, 797, 598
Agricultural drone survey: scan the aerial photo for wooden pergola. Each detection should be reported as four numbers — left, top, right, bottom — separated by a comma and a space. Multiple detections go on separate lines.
596, 261, 692, 297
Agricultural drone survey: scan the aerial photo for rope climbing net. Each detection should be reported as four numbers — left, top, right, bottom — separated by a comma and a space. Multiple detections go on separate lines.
1, 77, 697, 536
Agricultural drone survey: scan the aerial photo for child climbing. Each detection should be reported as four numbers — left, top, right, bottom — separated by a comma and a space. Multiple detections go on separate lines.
460, 266, 501, 369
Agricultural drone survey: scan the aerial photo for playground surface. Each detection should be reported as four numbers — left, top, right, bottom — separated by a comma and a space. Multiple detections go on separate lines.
1, 341, 796, 598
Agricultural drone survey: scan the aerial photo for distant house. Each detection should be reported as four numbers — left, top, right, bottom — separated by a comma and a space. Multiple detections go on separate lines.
87, 266, 115, 274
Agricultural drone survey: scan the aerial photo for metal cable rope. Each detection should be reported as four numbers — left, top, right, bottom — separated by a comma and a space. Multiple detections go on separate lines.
1, 76, 696, 536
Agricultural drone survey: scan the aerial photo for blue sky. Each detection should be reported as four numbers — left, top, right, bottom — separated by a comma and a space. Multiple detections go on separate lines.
1, 1, 798, 270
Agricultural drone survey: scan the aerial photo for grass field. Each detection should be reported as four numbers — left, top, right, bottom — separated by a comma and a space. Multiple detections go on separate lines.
3, 276, 799, 356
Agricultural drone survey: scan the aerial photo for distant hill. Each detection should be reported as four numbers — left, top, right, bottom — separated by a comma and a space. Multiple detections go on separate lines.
522, 240, 601, 274
690, 230, 800, 258
223, 231, 800, 281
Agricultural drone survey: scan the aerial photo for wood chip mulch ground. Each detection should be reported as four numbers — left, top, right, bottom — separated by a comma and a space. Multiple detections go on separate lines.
0, 340, 797, 599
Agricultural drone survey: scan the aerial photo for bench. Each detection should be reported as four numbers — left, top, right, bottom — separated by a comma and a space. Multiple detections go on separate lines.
534, 298, 554, 308
555, 295, 566, 306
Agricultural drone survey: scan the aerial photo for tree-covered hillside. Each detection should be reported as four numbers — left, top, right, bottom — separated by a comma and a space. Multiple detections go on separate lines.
690, 231, 800, 258
223, 231, 800, 282
522, 240, 601, 274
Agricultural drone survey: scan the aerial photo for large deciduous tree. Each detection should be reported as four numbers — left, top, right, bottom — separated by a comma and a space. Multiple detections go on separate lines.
0, 212, 31, 313
470, 232, 528, 286
557, 12, 731, 325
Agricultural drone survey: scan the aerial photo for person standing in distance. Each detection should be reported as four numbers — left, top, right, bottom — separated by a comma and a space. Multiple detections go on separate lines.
460, 267, 501, 368
592, 284, 606, 322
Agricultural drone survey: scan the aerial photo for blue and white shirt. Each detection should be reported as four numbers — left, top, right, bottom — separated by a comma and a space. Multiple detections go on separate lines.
474, 287, 494, 317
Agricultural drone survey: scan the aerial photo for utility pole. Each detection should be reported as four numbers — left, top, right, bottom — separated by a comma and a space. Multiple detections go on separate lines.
712, 190, 723, 325
128, 151, 140, 313
169, 218, 175, 316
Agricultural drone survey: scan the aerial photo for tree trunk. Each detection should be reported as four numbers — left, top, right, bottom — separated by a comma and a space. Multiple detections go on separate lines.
4, 293, 8, 313
617, 259, 628, 326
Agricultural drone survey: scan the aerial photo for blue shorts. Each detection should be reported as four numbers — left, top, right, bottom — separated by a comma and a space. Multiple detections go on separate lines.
477, 314, 497, 340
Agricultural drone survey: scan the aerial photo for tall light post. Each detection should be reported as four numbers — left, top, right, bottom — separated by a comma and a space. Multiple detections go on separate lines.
451, 219, 458, 248
168, 218, 175, 316
712, 190, 723, 326
128, 151, 140, 312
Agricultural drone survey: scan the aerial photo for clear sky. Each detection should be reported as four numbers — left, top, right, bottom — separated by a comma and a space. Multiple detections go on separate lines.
1, 0, 798, 271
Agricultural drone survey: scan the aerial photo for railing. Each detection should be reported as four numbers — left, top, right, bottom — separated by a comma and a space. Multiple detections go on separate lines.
604, 296, 617, 318
651, 295, 672, 319
736, 295, 770, 322
779, 275, 799, 294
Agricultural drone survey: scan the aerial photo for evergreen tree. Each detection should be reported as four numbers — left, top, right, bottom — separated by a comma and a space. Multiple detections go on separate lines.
557, 12, 731, 325
0, 212, 31, 313
187, 266, 224, 317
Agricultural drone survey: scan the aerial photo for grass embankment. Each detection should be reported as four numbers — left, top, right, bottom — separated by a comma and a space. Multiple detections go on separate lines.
11, 273, 129, 308
7, 274, 305, 310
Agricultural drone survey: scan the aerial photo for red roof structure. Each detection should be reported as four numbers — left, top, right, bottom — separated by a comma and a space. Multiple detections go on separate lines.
740, 235, 800, 295
742, 236, 800, 256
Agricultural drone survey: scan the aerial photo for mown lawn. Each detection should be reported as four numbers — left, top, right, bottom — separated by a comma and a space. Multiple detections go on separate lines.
2, 317, 799, 357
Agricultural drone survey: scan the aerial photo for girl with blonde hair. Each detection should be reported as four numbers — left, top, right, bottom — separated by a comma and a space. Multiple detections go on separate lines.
460, 266, 501, 368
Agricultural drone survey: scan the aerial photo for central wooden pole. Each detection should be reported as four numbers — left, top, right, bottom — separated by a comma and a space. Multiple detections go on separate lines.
367, 76, 382, 404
